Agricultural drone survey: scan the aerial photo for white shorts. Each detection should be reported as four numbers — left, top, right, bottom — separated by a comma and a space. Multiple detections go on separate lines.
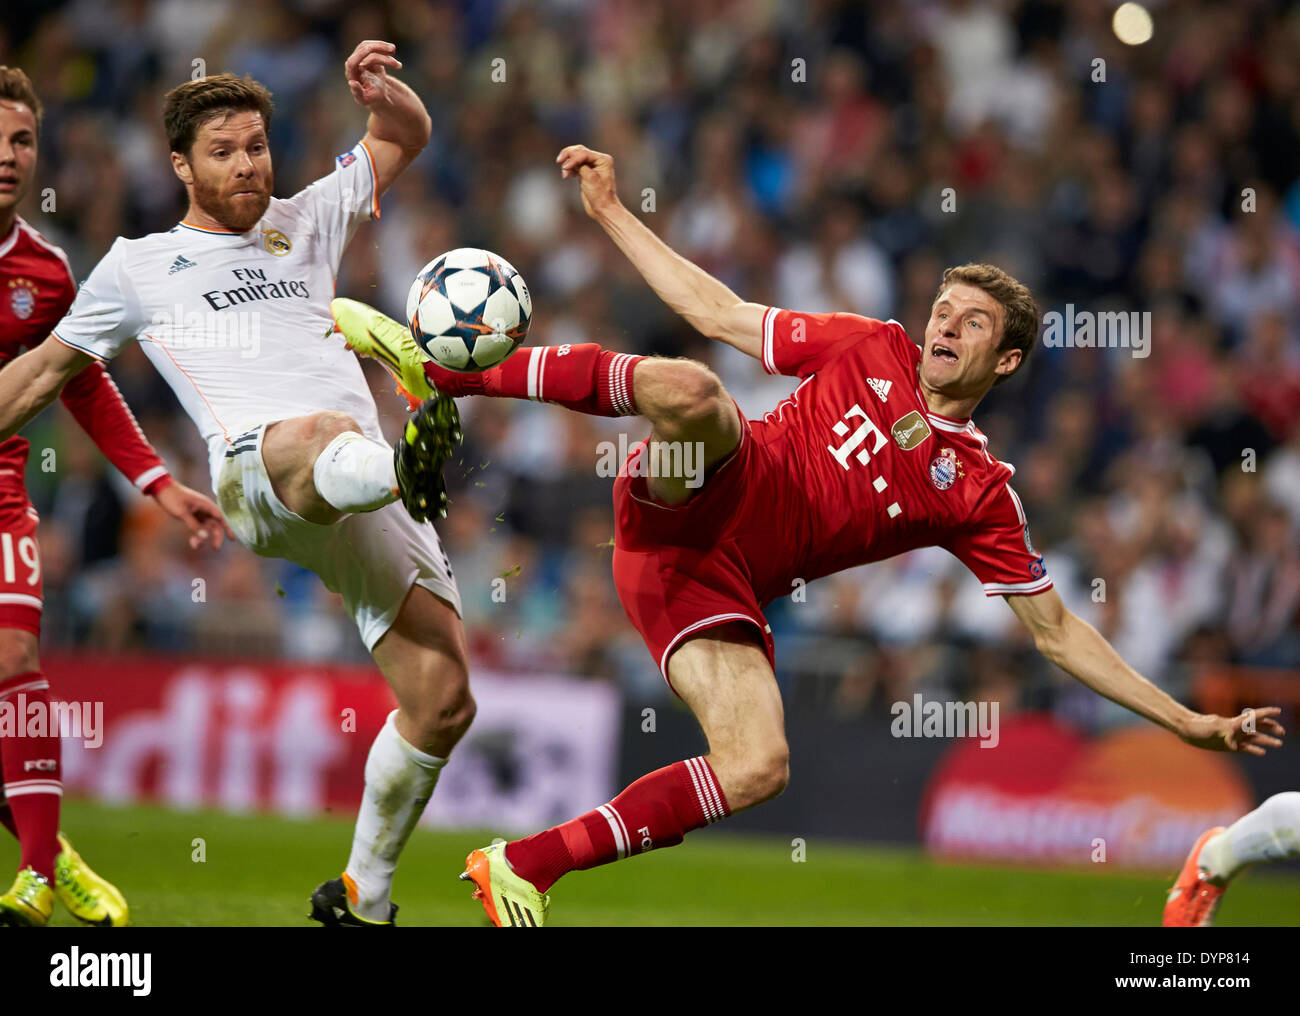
215, 424, 462, 650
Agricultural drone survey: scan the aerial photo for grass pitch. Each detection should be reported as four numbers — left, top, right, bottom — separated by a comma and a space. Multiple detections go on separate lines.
7, 798, 1297, 927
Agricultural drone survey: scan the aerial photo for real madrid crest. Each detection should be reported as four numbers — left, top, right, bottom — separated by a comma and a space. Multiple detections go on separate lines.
262, 228, 292, 256
928, 446, 965, 491
7, 277, 38, 320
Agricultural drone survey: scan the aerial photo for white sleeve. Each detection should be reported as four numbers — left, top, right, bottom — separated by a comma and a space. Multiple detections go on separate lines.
285, 140, 381, 271
50, 239, 144, 362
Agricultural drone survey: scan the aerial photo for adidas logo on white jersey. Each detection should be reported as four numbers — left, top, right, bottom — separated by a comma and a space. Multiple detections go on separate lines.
867, 377, 892, 402
168, 255, 197, 275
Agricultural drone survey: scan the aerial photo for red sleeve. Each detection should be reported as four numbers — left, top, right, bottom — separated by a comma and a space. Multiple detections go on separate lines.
59, 362, 171, 495
759, 308, 903, 378
945, 482, 1053, 597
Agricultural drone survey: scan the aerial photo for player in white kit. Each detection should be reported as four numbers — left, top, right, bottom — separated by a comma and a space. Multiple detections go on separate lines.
0, 43, 470, 926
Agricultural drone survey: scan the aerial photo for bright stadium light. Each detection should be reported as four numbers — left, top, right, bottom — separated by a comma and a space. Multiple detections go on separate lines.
1113, 2, 1154, 45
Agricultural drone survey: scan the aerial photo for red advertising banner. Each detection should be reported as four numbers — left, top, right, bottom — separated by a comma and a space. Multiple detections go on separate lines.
43, 653, 621, 833
919, 712, 1254, 869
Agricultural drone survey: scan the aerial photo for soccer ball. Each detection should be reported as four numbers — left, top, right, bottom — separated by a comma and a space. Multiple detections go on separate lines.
405, 248, 532, 372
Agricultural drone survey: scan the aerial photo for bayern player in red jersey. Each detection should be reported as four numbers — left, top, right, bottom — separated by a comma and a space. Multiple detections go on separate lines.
0, 67, 229, 926
335, 144, 1286, 927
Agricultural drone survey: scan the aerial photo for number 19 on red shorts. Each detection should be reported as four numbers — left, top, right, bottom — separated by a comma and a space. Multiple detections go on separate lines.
0, 508, 42, 636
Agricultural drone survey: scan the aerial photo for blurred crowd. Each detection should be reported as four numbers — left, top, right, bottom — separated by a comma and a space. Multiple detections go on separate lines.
6, 0, 1300, 719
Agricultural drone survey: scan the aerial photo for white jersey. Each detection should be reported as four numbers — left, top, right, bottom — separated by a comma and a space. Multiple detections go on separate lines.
52, 140, 385, 487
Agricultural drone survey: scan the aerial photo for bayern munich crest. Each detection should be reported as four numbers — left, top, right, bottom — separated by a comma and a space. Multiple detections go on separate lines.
929, 446, 964, 491
8, 277, 37, 320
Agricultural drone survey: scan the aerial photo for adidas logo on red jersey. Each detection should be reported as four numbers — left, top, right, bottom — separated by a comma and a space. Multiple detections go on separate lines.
867, 377, 892, 402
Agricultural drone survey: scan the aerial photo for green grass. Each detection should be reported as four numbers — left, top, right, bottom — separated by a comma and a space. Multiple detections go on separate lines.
6, 798, 1297, 926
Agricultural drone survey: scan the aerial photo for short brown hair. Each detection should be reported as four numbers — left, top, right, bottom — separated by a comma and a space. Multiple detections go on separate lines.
934, 263, 1040, 386
0, 67, 43, 133
163, 73, 273, 156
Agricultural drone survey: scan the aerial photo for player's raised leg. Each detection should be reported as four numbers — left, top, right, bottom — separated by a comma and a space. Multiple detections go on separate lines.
311, 585, 473, 926
1163, 791, 1300, 927
332, 298, 743, 500
463, 623, 785, 926
333, 299, 743, 505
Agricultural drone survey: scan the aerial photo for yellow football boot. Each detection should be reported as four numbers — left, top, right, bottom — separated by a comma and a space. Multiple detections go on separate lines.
331, 297, 436, 408
0, 866, 54, 927
461, 842, 549, 927
54, 833, 129, 927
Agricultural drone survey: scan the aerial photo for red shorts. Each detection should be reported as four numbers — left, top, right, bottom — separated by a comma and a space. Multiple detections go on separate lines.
0, 484, 42, 637
612, 416, 792, 691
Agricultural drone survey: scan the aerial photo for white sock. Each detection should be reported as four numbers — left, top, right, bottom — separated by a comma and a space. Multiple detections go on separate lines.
344, 710, 445, 921
1200, 791, 1300, 883
312, 431, 398, 513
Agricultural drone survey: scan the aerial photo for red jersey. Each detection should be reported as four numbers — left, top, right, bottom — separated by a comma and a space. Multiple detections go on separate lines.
0, 217, 168, 496
611, 307, 1050, 682
747, 307, 1050, 600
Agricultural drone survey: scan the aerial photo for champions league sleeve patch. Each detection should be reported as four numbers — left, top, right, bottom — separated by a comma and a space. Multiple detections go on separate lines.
1024, 526, 1046, 577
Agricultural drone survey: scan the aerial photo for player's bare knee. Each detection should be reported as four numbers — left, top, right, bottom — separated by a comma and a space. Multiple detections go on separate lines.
643, 360, 726, 428
445, 688, 476, 741
408, 646, 474, 749
406, 684, 475, 753
437, 660, 474, 729
0, 630, 39, 680
270, 411, 360, 458
668, 365, 726, 425
308, 411, 362, 451
749, 744, 790, 803
717, 740, 789, 809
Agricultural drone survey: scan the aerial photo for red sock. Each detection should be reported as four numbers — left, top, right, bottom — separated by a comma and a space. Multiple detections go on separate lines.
0, 672, 62, 879
505, 756, 729, 892
425, 343, 642, 416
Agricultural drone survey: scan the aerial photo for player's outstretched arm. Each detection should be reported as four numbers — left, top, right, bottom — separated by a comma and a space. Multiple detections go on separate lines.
0, 335, 90, 442
1007, 587, 1286, 754
346, 40, 431, 196
557, 144, 766, 360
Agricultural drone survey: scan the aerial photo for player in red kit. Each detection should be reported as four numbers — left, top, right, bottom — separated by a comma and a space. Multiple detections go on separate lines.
334, 144, 1286, 927
0, 67, 229, 926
